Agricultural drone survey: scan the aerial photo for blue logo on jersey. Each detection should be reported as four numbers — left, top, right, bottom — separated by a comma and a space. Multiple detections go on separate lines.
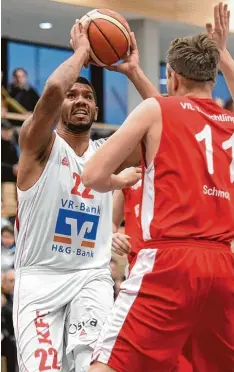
54, 209, 99, 248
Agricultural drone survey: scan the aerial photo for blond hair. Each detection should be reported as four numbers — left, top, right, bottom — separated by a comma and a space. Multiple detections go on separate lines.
166, 33, 219, 82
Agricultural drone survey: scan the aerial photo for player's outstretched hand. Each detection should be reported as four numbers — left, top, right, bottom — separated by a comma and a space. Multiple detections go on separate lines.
112, 232, 131, 256
206, 3, 230, 51
105, 32, 140, 76
118, 167, 142, 189
70, 19, 91, 65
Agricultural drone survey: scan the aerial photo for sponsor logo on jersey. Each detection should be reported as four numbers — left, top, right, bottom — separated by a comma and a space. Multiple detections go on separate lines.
61, 156, 70, 167
53, 208, 99, 248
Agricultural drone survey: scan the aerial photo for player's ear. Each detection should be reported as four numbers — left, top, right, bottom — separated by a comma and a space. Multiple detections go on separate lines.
172, 72, 179, 94
94, 107, 99, 121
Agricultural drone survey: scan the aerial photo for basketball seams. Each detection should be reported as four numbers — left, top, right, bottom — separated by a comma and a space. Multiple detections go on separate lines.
90, 12, 130, 43
80, 10, 130, 66
88, 20, 115, 66
92, 19, 120, 60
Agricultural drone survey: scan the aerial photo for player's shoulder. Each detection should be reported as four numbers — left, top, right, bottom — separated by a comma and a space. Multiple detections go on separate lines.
91, 137, 107, 149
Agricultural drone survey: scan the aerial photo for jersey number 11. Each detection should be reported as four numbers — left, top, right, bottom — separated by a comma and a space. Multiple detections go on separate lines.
195, 124, 234, 183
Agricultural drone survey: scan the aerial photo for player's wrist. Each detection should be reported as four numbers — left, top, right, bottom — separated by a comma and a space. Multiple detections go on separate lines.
219, 49, 231, 69
126, 65, 142, 80
74, 46, 90, 59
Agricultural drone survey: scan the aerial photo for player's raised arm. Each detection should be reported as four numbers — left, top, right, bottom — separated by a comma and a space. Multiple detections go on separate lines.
20, 20, 90, 154
105, 32, 160, 99
82, 97, 161, 192
206, 3, 234, 100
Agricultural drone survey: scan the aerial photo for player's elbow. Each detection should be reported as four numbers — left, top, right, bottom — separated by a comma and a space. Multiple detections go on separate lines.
44, 79, 64, 100
81, 167, 106, 190
81, 169, 98, 189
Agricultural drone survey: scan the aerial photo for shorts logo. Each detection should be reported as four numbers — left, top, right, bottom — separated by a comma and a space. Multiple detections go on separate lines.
54, 209, 99, 248
69, 318, 98, 336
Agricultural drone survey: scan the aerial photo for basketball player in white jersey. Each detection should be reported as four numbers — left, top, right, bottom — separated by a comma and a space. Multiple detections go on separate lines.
13, 19, 161, 372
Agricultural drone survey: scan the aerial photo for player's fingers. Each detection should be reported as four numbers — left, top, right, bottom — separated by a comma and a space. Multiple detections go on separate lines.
227, 10, 230, 31
135, 167, 143, 173
130, 32, 137, 50
219, 2, 225, 30
115, 237, 130, 253
70, 24, 76, 40
70, 39, 74, 49
214, 4, 222, 32
105, 65, 119, 71
112, 242, 125, 255
223, 4, 228, 28
117, 235, 131, 249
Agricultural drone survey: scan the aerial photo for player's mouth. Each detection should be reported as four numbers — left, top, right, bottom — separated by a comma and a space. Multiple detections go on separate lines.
72, 109, 89, 118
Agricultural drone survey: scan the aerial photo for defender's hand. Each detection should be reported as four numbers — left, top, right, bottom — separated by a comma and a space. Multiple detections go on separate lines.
112, 232, 131, 256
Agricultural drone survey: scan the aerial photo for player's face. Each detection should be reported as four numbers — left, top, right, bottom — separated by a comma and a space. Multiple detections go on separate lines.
61, 83, 98, 133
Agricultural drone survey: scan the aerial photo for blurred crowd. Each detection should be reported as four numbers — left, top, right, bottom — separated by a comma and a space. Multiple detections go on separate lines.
1, 67, 234, 371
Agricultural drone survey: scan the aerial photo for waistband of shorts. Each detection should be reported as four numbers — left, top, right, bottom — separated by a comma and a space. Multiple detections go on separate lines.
142, 239, 231, 251
15, 265, 111, 277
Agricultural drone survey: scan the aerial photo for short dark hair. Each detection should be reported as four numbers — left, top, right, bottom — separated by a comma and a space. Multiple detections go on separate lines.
1, 225, 14, 235
13, 68, 28, 77
76, 76, 97, 104
1, 119, 12, 130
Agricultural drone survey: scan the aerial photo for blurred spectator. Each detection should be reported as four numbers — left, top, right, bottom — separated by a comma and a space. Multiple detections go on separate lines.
224, 99, 234, 112
1, 270, 17, 372
1, 226, 15, 273
8, 68, 39, 112
1, 119, 19, 183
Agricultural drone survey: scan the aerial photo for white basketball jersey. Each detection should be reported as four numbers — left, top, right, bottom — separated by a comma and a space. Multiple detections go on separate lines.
14, 133, 112, 271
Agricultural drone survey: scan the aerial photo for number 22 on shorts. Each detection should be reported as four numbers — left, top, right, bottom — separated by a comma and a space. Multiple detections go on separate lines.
34, 347, 60, 371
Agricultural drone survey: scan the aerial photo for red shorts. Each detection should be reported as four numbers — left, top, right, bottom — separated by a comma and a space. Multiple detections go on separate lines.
92, 240, 234, 372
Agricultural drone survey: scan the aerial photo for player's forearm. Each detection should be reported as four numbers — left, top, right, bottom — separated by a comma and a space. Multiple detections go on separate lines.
219, 50, 234, 101
127, 66, 160, 99
82, 172, 125, 193
46, 47, 89, 96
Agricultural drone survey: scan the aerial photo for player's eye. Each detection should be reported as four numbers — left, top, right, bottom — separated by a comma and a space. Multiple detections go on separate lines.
85, 95, 92, 101
67, 94, 75, 99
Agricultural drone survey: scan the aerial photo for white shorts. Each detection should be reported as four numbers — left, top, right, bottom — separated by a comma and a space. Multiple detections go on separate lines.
13, 266, 114, 372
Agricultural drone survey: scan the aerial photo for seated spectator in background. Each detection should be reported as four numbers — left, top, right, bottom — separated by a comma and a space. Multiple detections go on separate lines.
224, 99, 234, 112
8, 68, 39, 112
1, 119, 19, 183
1, 269, 17, 372
1, 226, 15, 273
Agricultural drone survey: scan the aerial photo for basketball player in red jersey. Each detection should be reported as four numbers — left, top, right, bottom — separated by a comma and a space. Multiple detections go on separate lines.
83, 4, 234, 372
112, 180, 142, 263
112, 183, 193, 372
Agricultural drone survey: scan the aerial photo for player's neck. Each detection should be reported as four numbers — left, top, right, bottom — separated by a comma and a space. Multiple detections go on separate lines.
179, 87, 213, 99
57, 127, 91, 157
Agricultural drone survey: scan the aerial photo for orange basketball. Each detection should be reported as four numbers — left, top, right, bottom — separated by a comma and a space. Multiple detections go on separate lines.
80, 9, 131, 66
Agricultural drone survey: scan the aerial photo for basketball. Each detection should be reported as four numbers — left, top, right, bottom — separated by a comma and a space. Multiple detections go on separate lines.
80, 9, 131, 66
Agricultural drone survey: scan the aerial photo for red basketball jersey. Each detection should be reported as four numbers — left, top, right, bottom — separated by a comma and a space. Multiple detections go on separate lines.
140, 96, 234, 248
123, 180, 142, 263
